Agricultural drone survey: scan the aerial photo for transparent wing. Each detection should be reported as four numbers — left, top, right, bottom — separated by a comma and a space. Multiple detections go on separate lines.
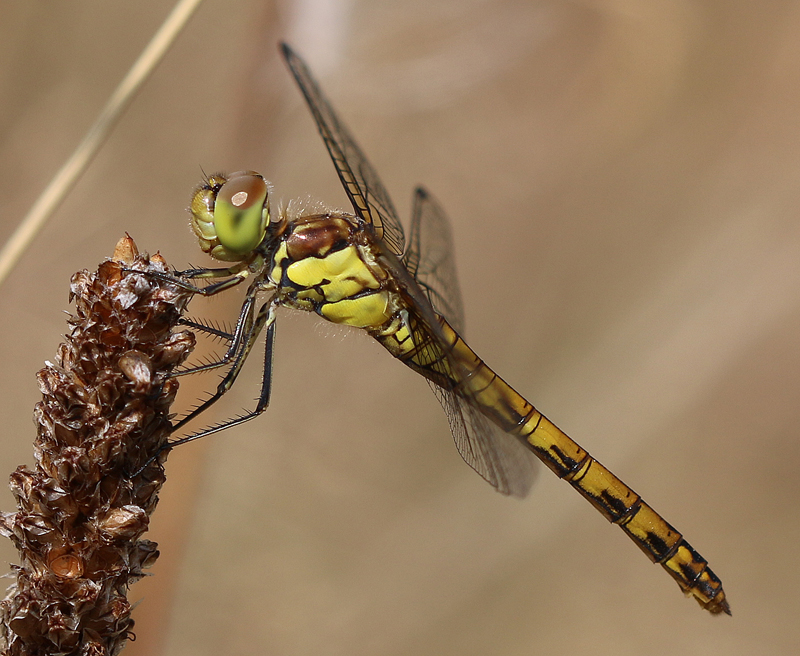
403, 187, 465, 335
381, 248, 536, 497
432, 383, 536, 498
281, 43, 406, 255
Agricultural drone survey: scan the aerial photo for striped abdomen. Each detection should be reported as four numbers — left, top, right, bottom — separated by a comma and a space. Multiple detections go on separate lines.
378, 313, 729, 615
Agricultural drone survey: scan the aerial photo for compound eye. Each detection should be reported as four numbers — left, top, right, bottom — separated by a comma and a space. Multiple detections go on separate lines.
213, 172, 269, 255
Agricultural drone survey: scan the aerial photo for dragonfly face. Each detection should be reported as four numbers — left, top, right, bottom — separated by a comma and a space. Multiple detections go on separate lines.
189, 171, 278, 262
168, 43, 729, 616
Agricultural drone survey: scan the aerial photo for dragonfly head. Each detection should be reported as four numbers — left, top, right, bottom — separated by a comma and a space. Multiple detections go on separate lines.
190, 171, 280, 261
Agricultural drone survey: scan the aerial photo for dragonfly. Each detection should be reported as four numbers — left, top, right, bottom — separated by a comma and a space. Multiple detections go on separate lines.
161, 42, 729, 615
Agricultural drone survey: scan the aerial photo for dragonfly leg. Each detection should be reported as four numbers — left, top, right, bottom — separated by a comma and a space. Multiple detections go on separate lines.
170, 292, 259, 379
123, 263, 251, 296
168, 301, 277, 446
179, 317, 234, 342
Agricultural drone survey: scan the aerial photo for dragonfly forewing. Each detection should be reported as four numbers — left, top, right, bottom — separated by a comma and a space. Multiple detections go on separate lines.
281, 43, 406, 256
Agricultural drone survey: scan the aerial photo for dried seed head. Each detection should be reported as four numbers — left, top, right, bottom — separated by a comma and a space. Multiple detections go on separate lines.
1, 236, 195, 656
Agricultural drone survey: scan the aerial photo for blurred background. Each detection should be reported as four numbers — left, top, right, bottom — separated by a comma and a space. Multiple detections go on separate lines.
1, 1, 798, 654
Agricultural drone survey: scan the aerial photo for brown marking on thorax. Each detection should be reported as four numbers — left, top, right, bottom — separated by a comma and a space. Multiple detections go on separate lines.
285, 214, 354, 261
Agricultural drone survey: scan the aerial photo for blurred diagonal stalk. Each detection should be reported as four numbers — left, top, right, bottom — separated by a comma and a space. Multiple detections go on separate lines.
0, 236, 195, 656
0, 0, 204, 289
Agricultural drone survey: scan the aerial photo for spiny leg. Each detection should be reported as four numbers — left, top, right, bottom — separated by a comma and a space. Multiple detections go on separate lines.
131, 261, 279, 442
170, 300, 276, 435
128, 301, 276, 477
123, 261, 252, 297
171, 291, 260, 380
169, 302, 277, 447
179, 317, 234, 342
128, 259, 272, 382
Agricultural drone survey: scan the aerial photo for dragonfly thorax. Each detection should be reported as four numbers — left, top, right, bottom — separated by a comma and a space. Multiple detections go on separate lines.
269, 213, 400, 331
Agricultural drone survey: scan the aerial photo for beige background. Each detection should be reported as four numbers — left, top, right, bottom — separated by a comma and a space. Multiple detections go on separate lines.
1, 1, 798, 654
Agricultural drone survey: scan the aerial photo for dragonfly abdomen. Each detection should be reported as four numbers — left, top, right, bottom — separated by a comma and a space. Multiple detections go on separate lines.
388, 314, 730, 614
524, 412, 729, 613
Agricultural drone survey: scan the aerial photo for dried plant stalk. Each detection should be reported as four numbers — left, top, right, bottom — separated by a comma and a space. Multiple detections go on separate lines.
0, 236, 195, 656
